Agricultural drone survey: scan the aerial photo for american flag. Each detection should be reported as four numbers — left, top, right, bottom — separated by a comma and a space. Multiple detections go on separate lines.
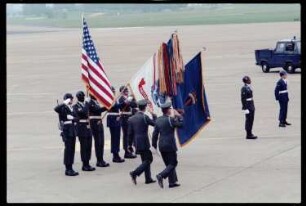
81, 17, 115, 109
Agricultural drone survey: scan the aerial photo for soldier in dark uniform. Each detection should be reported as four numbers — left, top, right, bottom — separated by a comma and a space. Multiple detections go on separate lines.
88, 93, 110, 167
118, 86, 137, 159
241, 76, 257, 139
152, 102, 183, 189
73, 91, 95, 172
128, 99, 157, 185
54, 93, 79, 176
275, 70, 291, 127
107, 86, 125, 163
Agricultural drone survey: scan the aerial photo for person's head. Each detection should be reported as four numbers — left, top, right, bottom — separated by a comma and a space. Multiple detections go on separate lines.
161, 102, 172, 115
280, 70, 287, 79
137, 99, 147, 112
120, 86, 129, 96
76, 91, 85, 102
63, 93, 73, 105
111, 86, 116, 95
89, 93, 96, 100
242, 76, 251, 84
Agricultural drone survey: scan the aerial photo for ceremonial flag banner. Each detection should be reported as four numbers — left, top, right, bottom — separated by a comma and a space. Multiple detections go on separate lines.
172, 52, 211, 146
81, 17, 115, 109
129, 33, 210, 147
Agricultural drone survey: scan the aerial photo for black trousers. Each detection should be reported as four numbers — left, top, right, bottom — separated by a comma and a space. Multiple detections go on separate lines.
132, 150, 153, 181
78, 128, 92, 166
63, 135, 76, 168
279, 101, 288, 123
90, 120, 105, 162
110, 126, 121, 154
245, 109, 255, 135
121, 120, 130, 152
159, 151, 178, 185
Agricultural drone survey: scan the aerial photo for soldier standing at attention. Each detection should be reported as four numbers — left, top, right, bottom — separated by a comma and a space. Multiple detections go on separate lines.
54, 93, 79, 176
128, 99, 157, 185
152, 102, 183, 189
275, 70, 291, 127
73, 91, 95, 172
107, 86, 125, 163
241, 76, 258, 139
88, 93, 110, 167
118, 86, 137, 159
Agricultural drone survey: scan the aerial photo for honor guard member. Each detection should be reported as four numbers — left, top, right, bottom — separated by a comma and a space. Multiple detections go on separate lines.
129, 99, 157, 185
118, 85, 137, 159
241, 76, 257, 139
152, 102, 183, 189
275, 70, 291, 127
54, 93, 79, 176
107, 86, 125, 163
88, 93, 110, 167
73, 91, 95, 172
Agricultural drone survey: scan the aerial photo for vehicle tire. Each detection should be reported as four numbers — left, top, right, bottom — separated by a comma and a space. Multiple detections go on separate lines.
261, 62, 270, 73
285, 63, 295, 74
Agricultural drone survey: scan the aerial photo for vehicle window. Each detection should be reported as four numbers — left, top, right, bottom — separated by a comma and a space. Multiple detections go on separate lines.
275, 43, 285, 53
285, 42, 294, 53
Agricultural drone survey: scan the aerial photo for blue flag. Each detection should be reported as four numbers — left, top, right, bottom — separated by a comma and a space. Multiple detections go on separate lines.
172, 52, 211, 146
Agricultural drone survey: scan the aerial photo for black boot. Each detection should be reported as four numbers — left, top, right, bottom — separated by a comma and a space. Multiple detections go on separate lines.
82, 163, 96, 171
145, 179, 156, 184
246, 131, 257, 139
96, 160, 110, 167
113, 153, 125, 163
124, 151, 137, 159
169, 183, 180, 188
285, 121, 291, 126
156, 174, 164, 188
65, 165, 79, 176
279, 122, 286, 127
129, 171, 137, 185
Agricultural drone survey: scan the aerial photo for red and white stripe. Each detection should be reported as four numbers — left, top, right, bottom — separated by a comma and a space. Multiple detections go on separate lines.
81, 48, 114, 109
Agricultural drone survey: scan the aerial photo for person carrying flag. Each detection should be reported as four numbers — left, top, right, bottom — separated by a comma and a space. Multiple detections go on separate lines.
152, 102, 183, 189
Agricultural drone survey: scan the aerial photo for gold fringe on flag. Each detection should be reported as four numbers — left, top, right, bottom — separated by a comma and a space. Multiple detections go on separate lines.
171, 33, 184, 84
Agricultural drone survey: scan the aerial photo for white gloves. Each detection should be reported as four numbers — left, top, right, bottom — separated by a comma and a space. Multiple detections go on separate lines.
243, 109, 250, 114
85, 97, 91, 102
63, 98, 71, 105
127, 96, 134, 101
67, 114, 74, 120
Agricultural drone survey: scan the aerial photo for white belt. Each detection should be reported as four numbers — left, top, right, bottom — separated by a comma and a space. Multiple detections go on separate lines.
279, 90, 288, 94
63, 121, 72, 125
89, 116, 101, 120
107, 112, 120, 116
246, 98, 253, 101
79, 119, 89, 123
121, 112, 132, 115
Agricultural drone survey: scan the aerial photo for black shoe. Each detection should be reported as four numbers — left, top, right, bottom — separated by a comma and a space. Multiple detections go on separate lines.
124, 153, 137, 159
129, 172, 137, 185
113, 156, 125, 163
96, 161, 110, 167
246, 134, 258, 139
65, 169, 79, 176
169, 183, 180, 188
145, 179, 156, 184
285, 121, 291, 126
82, 165, 96, 171
279, 123, 286, 127
156, 175, 163, 188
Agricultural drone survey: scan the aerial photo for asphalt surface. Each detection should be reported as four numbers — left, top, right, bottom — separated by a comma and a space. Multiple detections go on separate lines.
7, 22, 301, 203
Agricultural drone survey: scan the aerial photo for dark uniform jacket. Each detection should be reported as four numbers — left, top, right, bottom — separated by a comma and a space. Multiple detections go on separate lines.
241, 84, 255, 111
127, 111, 157, 153
107, 101, 123, 128
73, 101, 91, 137
88, 99, 107, 117
152, 115, 184, 152
54, 103, 76, 137
118, 95, 137, 125
275, 79, 289, 102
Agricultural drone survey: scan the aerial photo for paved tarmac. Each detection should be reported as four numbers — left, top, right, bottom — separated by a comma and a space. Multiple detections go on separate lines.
7, 22, 301, 203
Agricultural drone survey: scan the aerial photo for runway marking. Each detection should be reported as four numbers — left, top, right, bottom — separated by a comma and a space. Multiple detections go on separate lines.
172, 143, 300, 202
